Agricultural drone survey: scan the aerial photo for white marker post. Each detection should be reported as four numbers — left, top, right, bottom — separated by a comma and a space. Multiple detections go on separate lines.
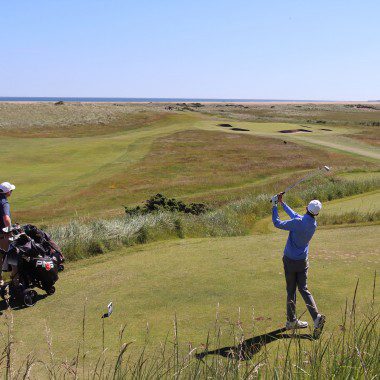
101, 302, 113, 351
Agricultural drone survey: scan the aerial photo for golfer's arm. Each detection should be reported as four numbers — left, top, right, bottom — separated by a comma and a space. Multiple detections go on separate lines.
272, 207, 298, 231
282, 202, 299, 218
2, 215, 11, 229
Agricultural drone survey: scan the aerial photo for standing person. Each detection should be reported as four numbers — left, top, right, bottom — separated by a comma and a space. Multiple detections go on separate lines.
271, 192, 325, 335
0, 182, 16, 284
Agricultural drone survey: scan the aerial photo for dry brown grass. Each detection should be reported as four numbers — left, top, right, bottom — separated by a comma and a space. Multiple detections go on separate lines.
47, 130, 369, 216
198, 103, 380, 126
346, 128, 380, 147
2, 102, 379, 136
0, 102, 168, 137
13, 129, 373, 224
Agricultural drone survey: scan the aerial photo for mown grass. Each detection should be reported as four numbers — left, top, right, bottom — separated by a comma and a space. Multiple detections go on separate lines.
2, 221, 378, 374
48, 178, 379, 261
2, 104, 376, 225
7, 113, 200, 223
1, 278, 378, 379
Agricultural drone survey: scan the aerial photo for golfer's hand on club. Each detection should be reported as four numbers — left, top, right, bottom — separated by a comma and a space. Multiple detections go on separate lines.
271, 192, 284, 206
271, 194, 279, 206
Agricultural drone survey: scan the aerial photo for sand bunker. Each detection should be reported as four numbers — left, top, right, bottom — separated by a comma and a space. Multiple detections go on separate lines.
279, 129, 313, 133
231, 127, 249, 131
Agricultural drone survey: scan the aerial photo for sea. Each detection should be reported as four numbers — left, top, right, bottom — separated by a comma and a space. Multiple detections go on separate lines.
0, 97, 334, 103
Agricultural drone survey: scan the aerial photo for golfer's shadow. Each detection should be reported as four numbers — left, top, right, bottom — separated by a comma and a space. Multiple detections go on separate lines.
196, 327, 313, 361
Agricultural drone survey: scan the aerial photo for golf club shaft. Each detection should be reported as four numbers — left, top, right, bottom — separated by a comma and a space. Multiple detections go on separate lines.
283, 168, 323, 193
270, 166, 330, 202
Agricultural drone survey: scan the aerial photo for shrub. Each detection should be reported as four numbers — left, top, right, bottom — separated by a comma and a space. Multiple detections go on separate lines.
124, 193, 209, 216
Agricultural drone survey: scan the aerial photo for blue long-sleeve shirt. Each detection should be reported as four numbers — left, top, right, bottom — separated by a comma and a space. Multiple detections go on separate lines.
272, 202, 317, 260
0, 194, 11, 230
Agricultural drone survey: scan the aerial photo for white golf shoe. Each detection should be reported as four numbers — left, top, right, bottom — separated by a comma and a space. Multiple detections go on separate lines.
286, 319, 308, 330
313, 314, 326, 339
314, 314, 325, 328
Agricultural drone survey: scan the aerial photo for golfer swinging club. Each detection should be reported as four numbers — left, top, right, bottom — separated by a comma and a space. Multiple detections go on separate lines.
272, 192, 325, 335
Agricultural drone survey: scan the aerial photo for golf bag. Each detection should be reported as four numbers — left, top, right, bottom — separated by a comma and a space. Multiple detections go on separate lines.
23, 224, 65, 271
0, 225, 64, 307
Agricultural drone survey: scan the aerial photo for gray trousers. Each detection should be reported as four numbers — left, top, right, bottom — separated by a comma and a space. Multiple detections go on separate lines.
283, 256, 319, 322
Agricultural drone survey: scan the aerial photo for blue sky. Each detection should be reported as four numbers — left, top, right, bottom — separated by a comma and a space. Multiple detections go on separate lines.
1, 0, 379, 100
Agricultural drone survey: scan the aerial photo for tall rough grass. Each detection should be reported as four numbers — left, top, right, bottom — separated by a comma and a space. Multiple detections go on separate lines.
1, 280, 378, 379
318, 210, 380, 226
50, 213, 180, 260
48, 178, 379, 261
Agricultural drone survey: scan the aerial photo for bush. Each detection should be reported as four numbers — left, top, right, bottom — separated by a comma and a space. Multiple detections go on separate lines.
124, 193, 209, 216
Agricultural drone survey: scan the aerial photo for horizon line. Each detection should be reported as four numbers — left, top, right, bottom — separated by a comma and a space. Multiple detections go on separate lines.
0, 96, 378, 103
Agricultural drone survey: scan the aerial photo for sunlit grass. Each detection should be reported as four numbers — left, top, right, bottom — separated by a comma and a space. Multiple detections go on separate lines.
1, 277, 378, 378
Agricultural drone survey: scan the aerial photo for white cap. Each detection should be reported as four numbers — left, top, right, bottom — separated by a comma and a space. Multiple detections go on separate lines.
0, 182, 16, 194
307, 200, 322, 215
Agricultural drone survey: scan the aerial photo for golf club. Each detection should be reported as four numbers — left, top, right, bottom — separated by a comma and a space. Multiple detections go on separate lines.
270, 166, 330, 202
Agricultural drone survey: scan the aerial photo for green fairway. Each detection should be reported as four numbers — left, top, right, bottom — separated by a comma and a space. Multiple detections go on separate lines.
4, 222, 378, 364
2, 105, 378, 225
5, 114, 200, 222
322, 190, 380, 214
